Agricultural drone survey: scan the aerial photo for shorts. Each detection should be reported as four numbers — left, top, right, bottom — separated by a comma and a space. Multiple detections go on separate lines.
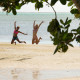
12, 36, 18, 40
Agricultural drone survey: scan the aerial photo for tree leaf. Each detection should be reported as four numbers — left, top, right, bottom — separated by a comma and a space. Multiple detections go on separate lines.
62, 45, 68, 52
47, 19, 60, 36
68, 43, 74, 47
64, 18, 72, 26
31, 0, 36, 3
25, 0, 30, 3
71, 29, 77, 32
76, 35, 80, 43
60, 19, 64, 25
62, 32, 68, 40
35, 1, 43, 10
51, 0, 58, 6
70, 8, 79, 14
77, 27, 80, 34
65, 24, 70, 29
53, 45, 58, 54
7, 7, 11, 13
12, 8, 17, 15
75, 14, 80, 18
66, 0, 71, 1
16, 5, 21, 9
60, 0, 66, 5
68, 1, 73, 7
66, 19, 72, 25
42, 0, 46, 1
64, 17, 68, 25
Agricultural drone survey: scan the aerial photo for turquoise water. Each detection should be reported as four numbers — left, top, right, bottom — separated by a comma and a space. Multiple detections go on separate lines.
0, 12, 79, 45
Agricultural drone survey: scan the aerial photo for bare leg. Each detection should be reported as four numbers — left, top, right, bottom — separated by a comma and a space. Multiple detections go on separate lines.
16, 39, 26, 44
32, 37, 37, 44
11, 39, 16, 45
39, 37, 42, 41
14, 42, 16, 45
32, 38, 34, 44
36, 37, 42, 44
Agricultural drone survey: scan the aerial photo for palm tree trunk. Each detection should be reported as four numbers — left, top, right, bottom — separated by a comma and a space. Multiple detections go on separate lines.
72, 0, 80, 11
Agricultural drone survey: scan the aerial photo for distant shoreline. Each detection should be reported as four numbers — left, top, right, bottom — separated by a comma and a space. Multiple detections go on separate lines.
0, 11, 71, 15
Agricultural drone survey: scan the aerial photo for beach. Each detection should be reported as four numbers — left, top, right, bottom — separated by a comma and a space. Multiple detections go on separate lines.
0, 11, 79, 80
0, 42, 80, 80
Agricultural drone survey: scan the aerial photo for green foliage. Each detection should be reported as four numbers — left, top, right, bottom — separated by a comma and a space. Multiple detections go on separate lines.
16, 3, 23, 9
60, 0, 66, 5
48, 18, 75, 54
70, 8, 80, 18
51, 0, 69, 6
12, 7, 17, 15
68, 1, 73, 6
71, 26, 80, 43
68, 1, 80, 19
35, 1, 43, 10
0, 0, 70, 14
0, 0, 48, 14
51, 0, 58, 6
60, 19, 64, 25
24, 0, 30, 3
47, 19, 60, 36
41, 0, 48, 2
70, 8, 80, 14
75, 14, 80, 18
76, 35, 80, 43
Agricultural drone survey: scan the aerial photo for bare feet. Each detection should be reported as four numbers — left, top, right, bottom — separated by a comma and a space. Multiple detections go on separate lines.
14, 42, 16, 45
24, 41, 26, 44
39, 37, 42, 40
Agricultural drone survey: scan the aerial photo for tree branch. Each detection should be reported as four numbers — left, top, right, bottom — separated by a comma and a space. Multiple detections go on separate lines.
72, 0, 80, 11
46, 1, 57, 19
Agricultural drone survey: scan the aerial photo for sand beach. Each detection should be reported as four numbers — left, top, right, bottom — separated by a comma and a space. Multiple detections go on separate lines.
0, 42, 80, 80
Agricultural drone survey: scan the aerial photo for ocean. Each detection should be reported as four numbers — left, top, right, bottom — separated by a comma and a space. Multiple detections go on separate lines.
0, 12, 79, 46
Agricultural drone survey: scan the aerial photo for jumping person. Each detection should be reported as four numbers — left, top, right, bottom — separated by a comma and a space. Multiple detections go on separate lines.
11, 21, 27, 45
32, 20, 44, 44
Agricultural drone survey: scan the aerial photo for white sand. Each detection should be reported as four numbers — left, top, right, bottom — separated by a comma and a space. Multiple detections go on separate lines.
0, 43, 80, 80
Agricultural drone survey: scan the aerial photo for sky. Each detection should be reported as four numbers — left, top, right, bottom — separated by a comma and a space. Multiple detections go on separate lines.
0, 1, 71, 13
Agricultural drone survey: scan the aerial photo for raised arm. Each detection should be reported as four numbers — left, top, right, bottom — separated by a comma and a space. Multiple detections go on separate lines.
18, 31, 28, 35
33, 20, 36, 28
39, 21, 44, 28
14, 21, 16, 30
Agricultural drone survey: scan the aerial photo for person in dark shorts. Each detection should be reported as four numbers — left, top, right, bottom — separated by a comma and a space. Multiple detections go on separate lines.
11, 21, 27, 45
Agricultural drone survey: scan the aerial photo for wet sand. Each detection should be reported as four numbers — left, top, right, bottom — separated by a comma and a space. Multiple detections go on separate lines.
0, 42, 80, 80
53, 77, 80, 80
0, 68, 80, 80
